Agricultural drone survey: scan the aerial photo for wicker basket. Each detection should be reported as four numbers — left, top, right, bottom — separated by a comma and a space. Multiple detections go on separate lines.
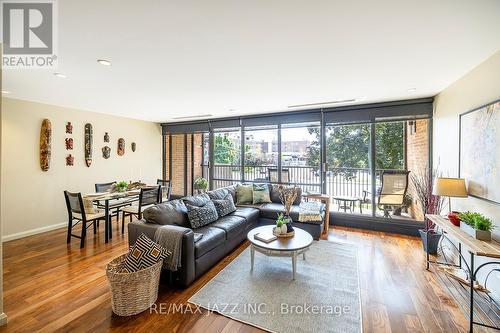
106, 253, 163, 316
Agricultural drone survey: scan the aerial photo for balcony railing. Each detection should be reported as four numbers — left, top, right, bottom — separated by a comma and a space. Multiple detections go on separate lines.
207, 164, 398, 198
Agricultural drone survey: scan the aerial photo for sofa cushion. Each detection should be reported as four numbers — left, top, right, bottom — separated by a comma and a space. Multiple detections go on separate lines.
212, 193, 237, 217
230, 207, 260, 222
270, 185, 302, 205
236, 184, 253, 204
210, 215, 247, 240
260, 202, 325, 222
193, 226, 226, 258
182, 193, 211, 207
143, 200, 190, 227
185, 201, 219, 228
252, 183, 271, 204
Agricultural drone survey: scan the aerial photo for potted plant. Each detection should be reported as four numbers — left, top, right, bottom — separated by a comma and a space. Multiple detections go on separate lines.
458, 212, 495, 241
193, 177, 208, 193
114, 181, 129, 193
275, 213, 294, 234
411, 168, 445, 254
393, 193, 412, 216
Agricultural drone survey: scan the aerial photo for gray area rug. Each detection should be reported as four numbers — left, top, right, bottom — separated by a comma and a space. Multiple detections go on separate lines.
189, 241, 362, 333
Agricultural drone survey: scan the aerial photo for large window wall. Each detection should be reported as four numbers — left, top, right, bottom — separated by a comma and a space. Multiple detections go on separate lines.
163, 99, 433, 222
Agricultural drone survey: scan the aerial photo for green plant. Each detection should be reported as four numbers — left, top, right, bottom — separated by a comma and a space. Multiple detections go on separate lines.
276, 213, 289, 226
115, 181, 128, 192
193, 177, 208, 190
458, 212, 495, 232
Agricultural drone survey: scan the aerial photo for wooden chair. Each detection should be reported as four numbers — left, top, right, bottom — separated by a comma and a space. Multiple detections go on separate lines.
121, 186, 162, 232
268, 168, 290, 183
64, 191, 106, 248
157, 179, 172, 202
378, 170, 410, 217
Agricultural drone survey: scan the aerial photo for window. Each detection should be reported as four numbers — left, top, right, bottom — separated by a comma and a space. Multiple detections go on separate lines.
213, 128, 241, 188
243, 126, 278, 183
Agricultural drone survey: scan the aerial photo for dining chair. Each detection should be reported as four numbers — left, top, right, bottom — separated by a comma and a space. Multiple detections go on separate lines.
157, 179, 172, 202
64, 191, 106, 248
121, 185, 162, 232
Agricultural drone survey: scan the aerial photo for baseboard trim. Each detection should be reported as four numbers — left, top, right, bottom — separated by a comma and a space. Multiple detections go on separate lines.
2, 222, 66, 242
0, 312, 8, 326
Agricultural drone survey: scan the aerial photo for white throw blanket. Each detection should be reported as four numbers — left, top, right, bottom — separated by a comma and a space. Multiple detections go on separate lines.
298, 201, 323, 223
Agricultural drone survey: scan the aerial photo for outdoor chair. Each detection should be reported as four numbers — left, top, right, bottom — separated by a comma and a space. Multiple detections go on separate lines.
268, 168, 290, 183
377, 170, 410, 217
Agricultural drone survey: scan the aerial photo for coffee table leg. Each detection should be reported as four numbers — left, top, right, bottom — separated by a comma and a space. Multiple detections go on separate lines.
292, 252, 297, 280
303, 252, 306, 260
250, 246, 255, 272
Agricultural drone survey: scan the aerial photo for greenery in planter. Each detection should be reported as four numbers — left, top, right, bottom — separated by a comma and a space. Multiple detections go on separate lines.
115, 181, 128, 192
193, 177, 208, 191
458, 212, 495, 232
276, 213, 290, 225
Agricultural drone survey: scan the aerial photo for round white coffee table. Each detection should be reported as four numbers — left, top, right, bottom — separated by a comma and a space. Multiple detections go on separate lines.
247, 225, 313, 280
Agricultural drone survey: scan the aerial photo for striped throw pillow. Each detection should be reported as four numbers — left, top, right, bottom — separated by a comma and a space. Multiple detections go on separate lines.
121, 234, 171, 273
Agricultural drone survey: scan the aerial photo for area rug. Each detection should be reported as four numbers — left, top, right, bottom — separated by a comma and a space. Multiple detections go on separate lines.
188, 241, 362, 333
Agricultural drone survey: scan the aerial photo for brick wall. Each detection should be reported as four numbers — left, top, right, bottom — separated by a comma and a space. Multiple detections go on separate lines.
164, 133, 204, 196
406, 119, 429, 220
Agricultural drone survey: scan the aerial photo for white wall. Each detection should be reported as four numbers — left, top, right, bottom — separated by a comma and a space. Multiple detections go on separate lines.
433, 50, 500, 300
1, 98, 162, 241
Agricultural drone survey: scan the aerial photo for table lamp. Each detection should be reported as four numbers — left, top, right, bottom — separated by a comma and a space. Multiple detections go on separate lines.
432, 177, 467, 225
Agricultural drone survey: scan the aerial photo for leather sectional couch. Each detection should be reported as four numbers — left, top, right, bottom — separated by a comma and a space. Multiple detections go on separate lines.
128, 185, 325, 287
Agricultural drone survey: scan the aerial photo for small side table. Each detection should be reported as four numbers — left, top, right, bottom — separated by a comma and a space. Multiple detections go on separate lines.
303, 193, 330, 238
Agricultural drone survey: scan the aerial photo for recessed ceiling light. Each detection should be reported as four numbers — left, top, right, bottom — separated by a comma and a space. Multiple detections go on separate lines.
54, 72, 67, 78
97, 59, 112, 66
407, 88, 417, 93
1, 90, 11, 94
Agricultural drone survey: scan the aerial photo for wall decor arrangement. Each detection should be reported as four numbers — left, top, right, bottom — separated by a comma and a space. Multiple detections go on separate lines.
459, 99, 500, 203
102, 146, 111, 159
39, 119, 52, 172
104, 132, 110, 143
66, 122, 73, 134
131, 142, 136, 152
84, 123, 93, 167
117, 138, 125, 156
66, 154, 74, 166
65, 138, 73, 150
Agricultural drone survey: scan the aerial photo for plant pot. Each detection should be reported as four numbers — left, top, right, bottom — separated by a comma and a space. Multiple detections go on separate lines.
460, 223, 492, 241
419, 229, 442, 254
447, 211, 460, 226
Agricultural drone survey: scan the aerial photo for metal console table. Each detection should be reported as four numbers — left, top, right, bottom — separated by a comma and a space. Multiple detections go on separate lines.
425, 214, 500, 332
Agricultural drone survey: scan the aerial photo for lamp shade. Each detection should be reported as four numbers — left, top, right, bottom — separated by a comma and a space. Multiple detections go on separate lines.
432, 177, 468, 197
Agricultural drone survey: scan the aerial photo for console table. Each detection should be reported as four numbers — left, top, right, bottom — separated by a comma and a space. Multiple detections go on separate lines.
425, 214, 500, 332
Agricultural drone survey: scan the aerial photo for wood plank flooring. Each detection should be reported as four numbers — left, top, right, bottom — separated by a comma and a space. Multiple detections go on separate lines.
0, 218, 490, 332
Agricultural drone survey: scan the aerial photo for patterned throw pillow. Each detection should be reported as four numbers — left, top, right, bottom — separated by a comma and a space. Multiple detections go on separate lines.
253, 183, 271, 204
121, 234, 171, 273
212, 193, 237, 217
185, 200, 219, 228
236, 184, 253, 204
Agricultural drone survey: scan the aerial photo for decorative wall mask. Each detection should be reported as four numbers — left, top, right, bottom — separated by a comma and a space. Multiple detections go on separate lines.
40, 119, 52, 172
66, 122, 73, 134
131, 142, 136, 152
117, 138, 125, 156
102, 146, 111, 159
66, 154, 74, 166
104, 132, 110, 143
84, 123, 93, 167
65, 138, 73, 150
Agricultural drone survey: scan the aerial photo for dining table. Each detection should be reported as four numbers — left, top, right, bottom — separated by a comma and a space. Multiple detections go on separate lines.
84, 190, 141, 243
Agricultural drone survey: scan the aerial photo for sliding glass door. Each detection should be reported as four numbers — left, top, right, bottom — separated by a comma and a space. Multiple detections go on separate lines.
213, 128, 241, 188
243, 125, 278, 183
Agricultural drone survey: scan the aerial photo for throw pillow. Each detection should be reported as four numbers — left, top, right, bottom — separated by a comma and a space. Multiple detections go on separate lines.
121, 234, 171, 273
212, 192, 237, 217
236, 184, 253, 204
185, 200, 219, 228
252, 183, 271, 204
207, 188, 229, 200
143, 200, 190, 228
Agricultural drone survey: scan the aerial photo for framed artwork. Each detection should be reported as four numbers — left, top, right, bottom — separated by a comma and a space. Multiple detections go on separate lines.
459, 99, 500, 203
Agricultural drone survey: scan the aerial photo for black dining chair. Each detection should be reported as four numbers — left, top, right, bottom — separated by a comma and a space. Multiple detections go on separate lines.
64, 191, 106, 248
157, 179, 172, 202
121, 185, 162, 232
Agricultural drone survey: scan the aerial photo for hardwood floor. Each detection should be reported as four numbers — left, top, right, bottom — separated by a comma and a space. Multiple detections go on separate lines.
0, 219, 487, 332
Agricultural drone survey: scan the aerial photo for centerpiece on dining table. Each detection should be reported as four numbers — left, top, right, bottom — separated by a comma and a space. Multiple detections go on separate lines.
272, 185, 299, 238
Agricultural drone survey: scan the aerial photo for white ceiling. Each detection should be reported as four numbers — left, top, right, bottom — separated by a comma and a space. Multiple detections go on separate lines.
3, 0, 500, 123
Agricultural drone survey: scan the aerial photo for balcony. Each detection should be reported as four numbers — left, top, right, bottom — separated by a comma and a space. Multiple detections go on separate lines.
208, 164, 414, 219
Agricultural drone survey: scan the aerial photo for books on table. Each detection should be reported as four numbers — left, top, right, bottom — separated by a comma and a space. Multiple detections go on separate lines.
254, 232, 277, 243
